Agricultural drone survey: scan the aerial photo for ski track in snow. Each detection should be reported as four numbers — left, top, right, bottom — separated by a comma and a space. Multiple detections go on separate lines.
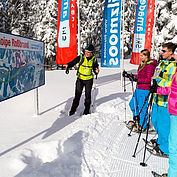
0, 67, 169, 177
81, 100, 169, 177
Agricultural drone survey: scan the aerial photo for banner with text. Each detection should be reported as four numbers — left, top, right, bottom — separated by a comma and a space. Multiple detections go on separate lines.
56, 0, 77, 65
101, 0, 121, 68
0, 32, 45, 102
130, 0, 155, 65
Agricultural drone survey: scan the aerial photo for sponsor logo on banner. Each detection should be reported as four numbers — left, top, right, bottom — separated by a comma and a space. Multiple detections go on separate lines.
56, 0, 77, 65
130, 0, 155, 65
101, 0, 121, 68
58, 0, 70, 47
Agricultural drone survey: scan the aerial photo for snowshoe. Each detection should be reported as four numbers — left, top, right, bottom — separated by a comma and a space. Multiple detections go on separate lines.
126, 120, 135, 129
152, 171, 168, 177
147, 147, 169, 158
142, 138, 159, 148
142, 128, 157, 135
152, 171, 162, 177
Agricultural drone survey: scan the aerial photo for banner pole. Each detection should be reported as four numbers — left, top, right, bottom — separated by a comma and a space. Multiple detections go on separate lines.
34, 88, 39, 116
151, 0, 157, 59
121, 0, 125, 87
121, 0, 126, 122
77, 0, 81, 55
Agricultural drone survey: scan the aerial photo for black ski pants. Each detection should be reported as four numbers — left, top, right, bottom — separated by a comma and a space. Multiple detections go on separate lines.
70, 78, 93, 114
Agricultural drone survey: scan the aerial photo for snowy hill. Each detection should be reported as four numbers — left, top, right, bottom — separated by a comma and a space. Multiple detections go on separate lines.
0, 60, 168, 177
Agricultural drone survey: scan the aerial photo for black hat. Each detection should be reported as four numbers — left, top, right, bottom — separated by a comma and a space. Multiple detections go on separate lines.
85, 44, 94, 52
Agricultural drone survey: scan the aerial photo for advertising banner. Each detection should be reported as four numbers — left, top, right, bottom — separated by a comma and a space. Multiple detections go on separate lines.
130, 0, 155, 65
101, 0, 121, 68
0, 32, 45, 102
56, 0, 77, 65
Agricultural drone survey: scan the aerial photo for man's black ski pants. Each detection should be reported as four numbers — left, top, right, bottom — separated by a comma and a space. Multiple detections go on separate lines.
70, 78, 93, 114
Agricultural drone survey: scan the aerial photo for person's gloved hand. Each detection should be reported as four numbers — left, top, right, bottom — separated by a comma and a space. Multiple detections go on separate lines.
95, 68, 99, 75
128, 73, 138, 82
133, 77, 138, 82
122, 70, 128, 77
150, 79, 158, 93
128, 73, 134, 81
122, 70, 131, 78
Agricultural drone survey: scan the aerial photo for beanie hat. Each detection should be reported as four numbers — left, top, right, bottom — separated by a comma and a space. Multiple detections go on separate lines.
85, 44, 94, 52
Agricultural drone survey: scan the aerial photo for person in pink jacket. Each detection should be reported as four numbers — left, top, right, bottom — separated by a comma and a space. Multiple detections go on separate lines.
153, 47, 177, 177
123, 49, 157, 131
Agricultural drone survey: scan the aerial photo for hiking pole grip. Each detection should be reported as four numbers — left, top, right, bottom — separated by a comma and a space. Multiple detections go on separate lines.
65, 67, 69, 74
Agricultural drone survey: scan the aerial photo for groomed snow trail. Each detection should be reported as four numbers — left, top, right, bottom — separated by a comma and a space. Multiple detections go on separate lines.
0, 67, 169, 177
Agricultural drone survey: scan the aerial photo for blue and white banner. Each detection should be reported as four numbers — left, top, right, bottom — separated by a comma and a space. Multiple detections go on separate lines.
101, 0, 121, 68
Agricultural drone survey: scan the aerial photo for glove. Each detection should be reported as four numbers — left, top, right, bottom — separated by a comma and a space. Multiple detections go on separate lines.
128, 73, 138, 82
133, 77, 138, 82
129, 73, 134, 81
122, 70, 130, 78
150, 79, 158, 93
65, 66, 69, 74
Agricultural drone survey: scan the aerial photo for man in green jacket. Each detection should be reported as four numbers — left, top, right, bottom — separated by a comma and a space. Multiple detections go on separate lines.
148, 42, 176, 157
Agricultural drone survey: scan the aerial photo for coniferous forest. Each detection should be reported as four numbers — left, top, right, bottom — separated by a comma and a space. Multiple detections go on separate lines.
0, 0, 177, 68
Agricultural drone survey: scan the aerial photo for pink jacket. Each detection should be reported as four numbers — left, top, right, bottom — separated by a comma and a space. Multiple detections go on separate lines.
135, 59, 157, 90
157, 69, 177, 115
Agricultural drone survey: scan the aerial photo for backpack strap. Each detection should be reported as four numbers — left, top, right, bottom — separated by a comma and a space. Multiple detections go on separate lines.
78, 54, 84, 68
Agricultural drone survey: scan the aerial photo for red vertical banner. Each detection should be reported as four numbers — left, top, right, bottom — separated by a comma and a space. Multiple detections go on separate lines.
130, 0, 155, 65
56, 0, 77, 65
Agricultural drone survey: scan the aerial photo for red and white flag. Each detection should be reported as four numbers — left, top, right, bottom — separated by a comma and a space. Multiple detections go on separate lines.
130, 0, 155, 65
56, 0, 77, 65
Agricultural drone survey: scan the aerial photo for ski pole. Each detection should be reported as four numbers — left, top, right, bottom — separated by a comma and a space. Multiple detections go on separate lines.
130, 75, 138, 118
132, 92, 152, 158
140, 92, 154, 167
123, 71, 127, 122
91, 74, 97, 113
126, 75, 138, 128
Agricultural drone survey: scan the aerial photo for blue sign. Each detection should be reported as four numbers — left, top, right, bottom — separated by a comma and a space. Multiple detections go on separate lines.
0, 32, 45, 102
101, 0, 121, 68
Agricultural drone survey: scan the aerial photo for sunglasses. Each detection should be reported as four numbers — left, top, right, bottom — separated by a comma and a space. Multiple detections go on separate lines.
161, 50, 168, 53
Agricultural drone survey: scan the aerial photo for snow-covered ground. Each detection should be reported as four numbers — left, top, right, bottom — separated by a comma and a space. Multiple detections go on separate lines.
0, 60, 168, 177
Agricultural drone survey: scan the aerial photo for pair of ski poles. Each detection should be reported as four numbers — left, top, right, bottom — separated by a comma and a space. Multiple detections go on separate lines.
132, 80, 156, 166
123, 70, 153, 166
128, 79, 156, 167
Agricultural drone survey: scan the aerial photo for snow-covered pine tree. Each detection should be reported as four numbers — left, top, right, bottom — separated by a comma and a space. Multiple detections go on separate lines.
0, 0, 177, 65
3, 0, 34, 38
79, 0, 105, 58
153, 0, 177, 59
34, 0, 58, 70
0, 0, 11, 33
123, 0, 137, 58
